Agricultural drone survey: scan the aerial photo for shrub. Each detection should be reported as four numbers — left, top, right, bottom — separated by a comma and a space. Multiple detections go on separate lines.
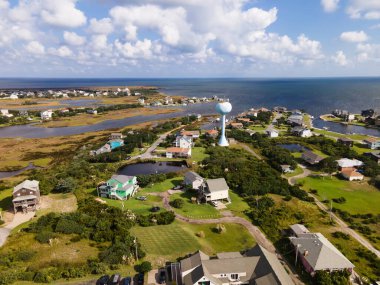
196, 231, 205, 238
170, 198, 184, 209
215, 224, 226, 234
35, 231, 55, 244
137, 261, 152, 273
332, 231, 350, 240
332, 197, 346, 204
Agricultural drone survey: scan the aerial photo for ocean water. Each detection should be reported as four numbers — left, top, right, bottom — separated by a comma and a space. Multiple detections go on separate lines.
0, 78, 379, 137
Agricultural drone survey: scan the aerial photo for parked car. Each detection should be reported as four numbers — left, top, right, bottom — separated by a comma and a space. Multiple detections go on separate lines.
151, 206, 160, 212
158, 269, 166, 284
137, 273, 144, 285
122, 277, 132, 285
173, 185, 183, 190
210, 201, 218, 207
136, 196, 147, 201
96, 275, 110, 285
125, 156, 131, 160
109, 274, 121, 285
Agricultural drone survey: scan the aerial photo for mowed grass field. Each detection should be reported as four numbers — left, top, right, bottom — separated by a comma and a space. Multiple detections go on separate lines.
169, 192, 221, 219
141, 177, 183, 193
131, 221, 255, 261
300, 176, 380, 214
102, 194, 164, 215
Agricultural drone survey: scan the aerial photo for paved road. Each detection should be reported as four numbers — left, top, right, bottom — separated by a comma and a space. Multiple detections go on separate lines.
289, 164, 380, 259
131, 127, 183, 161
159, 191, 304, 285
0, 212, 35, 247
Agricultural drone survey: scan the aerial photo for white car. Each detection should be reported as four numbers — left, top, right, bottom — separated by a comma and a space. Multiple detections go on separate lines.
210, 201, 218, 207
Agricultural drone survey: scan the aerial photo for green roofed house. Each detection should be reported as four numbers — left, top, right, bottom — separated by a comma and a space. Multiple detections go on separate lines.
97, 174, 139, 200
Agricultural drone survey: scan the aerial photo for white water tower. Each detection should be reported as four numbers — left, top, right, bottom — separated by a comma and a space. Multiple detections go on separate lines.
215, 101, 232, 146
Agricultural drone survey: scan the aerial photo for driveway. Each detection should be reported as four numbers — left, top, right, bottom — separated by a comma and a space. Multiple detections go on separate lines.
0, 211, 35, 247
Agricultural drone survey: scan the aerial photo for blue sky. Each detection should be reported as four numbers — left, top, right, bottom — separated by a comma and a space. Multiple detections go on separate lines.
1, 0, 380, 77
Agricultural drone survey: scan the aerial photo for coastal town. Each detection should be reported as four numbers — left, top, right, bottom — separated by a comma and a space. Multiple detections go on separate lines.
0, 89, 379, 285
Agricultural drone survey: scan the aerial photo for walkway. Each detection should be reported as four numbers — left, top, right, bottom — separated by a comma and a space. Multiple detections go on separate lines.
289, 164, 380, 259
0, 211, 35, 247
236, 142, 262, 160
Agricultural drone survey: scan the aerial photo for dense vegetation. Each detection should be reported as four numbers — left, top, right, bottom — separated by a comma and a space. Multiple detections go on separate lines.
200, 147, 311, 201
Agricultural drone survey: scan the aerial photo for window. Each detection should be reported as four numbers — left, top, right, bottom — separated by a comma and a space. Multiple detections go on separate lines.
231, 274, 239, 280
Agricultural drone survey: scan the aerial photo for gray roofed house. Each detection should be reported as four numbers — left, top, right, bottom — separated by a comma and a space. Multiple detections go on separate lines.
302, 150, 324, 165
180, 245, 295, 285
184, 171, 204, 190
13, 180, 40, 213
289, 225, 354, 275
200, 178, 230, 202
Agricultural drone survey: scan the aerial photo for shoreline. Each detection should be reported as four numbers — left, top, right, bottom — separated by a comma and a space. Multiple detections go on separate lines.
319, 113, 379, 130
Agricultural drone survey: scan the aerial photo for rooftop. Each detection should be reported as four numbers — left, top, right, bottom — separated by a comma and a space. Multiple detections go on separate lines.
205, 178, 229, 193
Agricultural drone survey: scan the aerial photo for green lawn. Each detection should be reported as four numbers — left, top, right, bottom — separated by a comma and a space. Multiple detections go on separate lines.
226, 192, 250, 219
141, 177, 183, 193
131, 220, 255, 260
169, 191, 221, 219
299, 176, 380, 214
191, 147, 209, 163
0, 188, 12, 212
284, 166, 304, 178
102, 194, 164, 215
313, 129, 375, 141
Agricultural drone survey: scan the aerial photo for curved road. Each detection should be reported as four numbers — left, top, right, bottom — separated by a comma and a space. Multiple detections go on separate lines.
289, 164, 380, 259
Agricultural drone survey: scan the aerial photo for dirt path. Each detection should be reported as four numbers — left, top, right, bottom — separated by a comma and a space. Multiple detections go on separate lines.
0, 212, 35, 247
236, 142, 262, 160
290, 164, 380, 259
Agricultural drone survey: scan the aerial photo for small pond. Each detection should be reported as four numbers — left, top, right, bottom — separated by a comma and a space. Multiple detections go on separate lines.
0, 163, 38, 180
278, 143, 309, 152
118, 161, 188, 176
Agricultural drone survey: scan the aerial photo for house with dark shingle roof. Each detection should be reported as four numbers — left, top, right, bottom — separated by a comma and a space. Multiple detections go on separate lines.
301, 150, 324, 165
180, 245, 295, 285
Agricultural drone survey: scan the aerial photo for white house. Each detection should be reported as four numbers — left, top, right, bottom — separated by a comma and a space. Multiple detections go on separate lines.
40, 110, 53, 120
336, 158, 363, 169
0, 109, 13, 118
166, 147, 191, 158
341, 169, 364, 181
184, 171, 204, 190
292, 127, 312, 138
175, 135, 193, 148
200, 178, 229, 203
266, 128, 279, 138
9, 94, 19, 99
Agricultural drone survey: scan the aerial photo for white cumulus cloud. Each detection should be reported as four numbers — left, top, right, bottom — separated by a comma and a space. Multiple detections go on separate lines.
89, 18, 114, 34
40, 0, 87, 28
347, 0, 380, 19
25, 41, 45, 55
321, 0, 340, 12
340, 30, 368, 42
332, 50, 348, 66
63, 31, 85, 46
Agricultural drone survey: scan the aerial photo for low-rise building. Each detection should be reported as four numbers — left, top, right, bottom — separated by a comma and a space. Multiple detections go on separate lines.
180, 130, 200, 139
109, 132, 124, 140
336, 158, 363, 170
40, 110, 53, 120
97, 175, 138, 200
281, 165, 294, 173
289, 225, 354, 276
266, 128, 279, 138
302, 150, 324, 165
337, 138, 354, 147
205, 129, 219, 138
200, 178, 229, 203
175, 135, 193, 148
341, 169, 364, 181
230, 122, 244, 129
363, 138, 380, 149
13, 180, 40, 213
364, 152, 380, 164
184, 171, 204, 190
0, 109, 13, 118
166, 147, 192, 158
180, 245, 295, 285
292, 127, 312, 138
